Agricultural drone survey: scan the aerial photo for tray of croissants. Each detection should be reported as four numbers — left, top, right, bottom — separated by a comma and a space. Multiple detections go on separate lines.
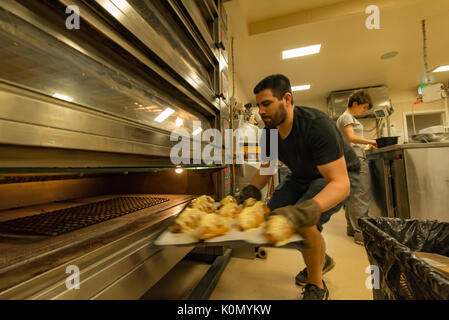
154, 195, 304, 248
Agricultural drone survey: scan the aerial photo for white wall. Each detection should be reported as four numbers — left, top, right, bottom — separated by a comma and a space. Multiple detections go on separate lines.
295, 96, 328, 112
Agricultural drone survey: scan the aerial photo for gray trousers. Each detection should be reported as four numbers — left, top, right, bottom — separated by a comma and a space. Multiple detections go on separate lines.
345, 153, 372, 233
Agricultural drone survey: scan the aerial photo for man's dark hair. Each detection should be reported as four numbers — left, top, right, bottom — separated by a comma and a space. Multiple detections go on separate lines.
253, 74, 294, 104
348, 89, 373, 109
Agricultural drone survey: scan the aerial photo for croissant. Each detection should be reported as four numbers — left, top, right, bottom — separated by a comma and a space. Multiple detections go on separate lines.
242, 197, 257, 208
237, 202, 270, 231
188, 195, 215, 213
218, 202, 241, 218
219, 195, 237, 208
195, 214, 231, 240
265, 215, 294, 246
169, 208, 207, 233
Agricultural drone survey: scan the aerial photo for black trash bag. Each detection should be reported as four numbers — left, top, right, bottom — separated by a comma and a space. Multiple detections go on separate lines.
359, 217, 449, 300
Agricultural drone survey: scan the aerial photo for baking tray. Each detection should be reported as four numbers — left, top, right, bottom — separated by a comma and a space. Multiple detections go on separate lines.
154, 203, 305, 249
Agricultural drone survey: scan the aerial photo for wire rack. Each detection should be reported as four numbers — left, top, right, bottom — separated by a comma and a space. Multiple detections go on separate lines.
0, 196, 169, 236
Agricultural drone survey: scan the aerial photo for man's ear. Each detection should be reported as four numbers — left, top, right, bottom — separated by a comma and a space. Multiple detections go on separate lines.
283, 92, 293, 106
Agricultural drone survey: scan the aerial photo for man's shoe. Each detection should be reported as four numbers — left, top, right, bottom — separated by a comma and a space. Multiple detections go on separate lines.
354, 231, 364, 245
302, 281, 329, 300
295, 254, 335, 286
347, 225, 355, 237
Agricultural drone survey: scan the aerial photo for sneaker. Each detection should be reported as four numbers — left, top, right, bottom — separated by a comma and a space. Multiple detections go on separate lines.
354, 231, 364, 245
347, 224, 355, 237
295, 254, 335, 287
346, 226, 355, 237
302, 281, 329, 300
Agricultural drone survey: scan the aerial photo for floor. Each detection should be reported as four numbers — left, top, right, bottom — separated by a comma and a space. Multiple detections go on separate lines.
141, 208, 373, 300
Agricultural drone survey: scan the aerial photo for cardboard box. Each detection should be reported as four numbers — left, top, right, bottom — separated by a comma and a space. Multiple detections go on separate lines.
414, 252, 449, 277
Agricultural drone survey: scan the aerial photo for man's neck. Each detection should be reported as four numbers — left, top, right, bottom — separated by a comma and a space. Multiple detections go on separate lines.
277, 105, 294, 139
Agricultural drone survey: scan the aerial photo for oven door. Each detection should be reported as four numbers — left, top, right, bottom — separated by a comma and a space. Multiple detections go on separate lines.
0, 0, 223, 169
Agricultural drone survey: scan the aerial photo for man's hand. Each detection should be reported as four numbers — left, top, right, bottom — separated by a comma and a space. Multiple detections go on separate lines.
270, 199, 321, 230
238, 185, 262, 204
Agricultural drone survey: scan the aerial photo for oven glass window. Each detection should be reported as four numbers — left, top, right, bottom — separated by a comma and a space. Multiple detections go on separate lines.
0, 8, 211, 135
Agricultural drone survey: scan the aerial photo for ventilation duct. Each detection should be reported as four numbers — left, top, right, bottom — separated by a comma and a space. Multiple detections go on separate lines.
327, 85, 390, 120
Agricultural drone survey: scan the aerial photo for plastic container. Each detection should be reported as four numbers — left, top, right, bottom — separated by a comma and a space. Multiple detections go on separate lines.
376, 136, 399, 148
359, 217, 449, 300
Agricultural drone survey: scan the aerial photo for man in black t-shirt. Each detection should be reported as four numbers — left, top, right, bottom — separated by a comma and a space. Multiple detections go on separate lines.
240, 74, 360, 300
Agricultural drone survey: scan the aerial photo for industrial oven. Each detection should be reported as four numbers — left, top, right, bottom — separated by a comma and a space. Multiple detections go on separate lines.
0, 0, 231, 299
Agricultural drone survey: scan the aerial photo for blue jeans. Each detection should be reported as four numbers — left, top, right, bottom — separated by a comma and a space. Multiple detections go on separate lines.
268, 171, 360, 232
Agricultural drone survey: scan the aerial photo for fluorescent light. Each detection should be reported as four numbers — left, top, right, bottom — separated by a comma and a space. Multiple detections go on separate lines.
53, 93, 73, 102
282, 44, 321, 60
154, 108, 175, 123
292, 84, 311, 91
175, 118, 183, 127
192, 127, 202, 136
433, 65, 449, 73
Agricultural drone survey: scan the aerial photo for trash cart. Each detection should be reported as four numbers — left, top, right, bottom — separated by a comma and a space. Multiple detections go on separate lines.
359, 217, 449, 300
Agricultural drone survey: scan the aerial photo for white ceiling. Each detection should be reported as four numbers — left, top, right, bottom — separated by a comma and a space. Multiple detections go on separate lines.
239, 0, 345, 23
224, 0, 449, 104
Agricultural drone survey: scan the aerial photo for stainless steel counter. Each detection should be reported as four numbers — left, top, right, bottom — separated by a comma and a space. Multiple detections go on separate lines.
366, 143, 449, 222
367, 142, 449, 156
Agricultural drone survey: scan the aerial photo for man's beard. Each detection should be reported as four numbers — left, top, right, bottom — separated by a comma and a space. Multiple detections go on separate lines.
262, 102, 287, 128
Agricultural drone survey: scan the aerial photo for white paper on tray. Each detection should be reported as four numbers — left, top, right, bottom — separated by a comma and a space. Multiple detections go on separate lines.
204, 222, 267, 244
243, 223, 304, 245
153, 229, 198, 246
154, 223, 305, 247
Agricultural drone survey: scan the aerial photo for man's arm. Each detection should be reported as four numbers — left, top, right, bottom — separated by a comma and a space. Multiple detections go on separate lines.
313, 156, 350, 213
250, 162, 272, 190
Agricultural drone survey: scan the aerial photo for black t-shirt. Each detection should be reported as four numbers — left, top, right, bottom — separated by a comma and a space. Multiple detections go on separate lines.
261, 106, 360, 183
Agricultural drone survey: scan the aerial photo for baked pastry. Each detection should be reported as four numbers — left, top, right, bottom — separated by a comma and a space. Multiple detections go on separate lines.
189, 195, 215, 213
219, 195, 237, 208
243, 197, 257, 208
265, 215, 294, 246
195, 214, 231, 240
169, 208, 207, 233
251, 201, 271, 215
218, 202, 241, 218
237, 201, 270, 231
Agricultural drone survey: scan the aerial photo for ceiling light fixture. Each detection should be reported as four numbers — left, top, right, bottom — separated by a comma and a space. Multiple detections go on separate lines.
175, 118, 183, 127
282, 44, 321, 60
433, 65, 449, 73
292, 85, 311, 91
155, 108, 175, 123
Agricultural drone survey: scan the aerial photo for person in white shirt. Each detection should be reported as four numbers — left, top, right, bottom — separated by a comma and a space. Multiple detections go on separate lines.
336, 90, 377, 245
